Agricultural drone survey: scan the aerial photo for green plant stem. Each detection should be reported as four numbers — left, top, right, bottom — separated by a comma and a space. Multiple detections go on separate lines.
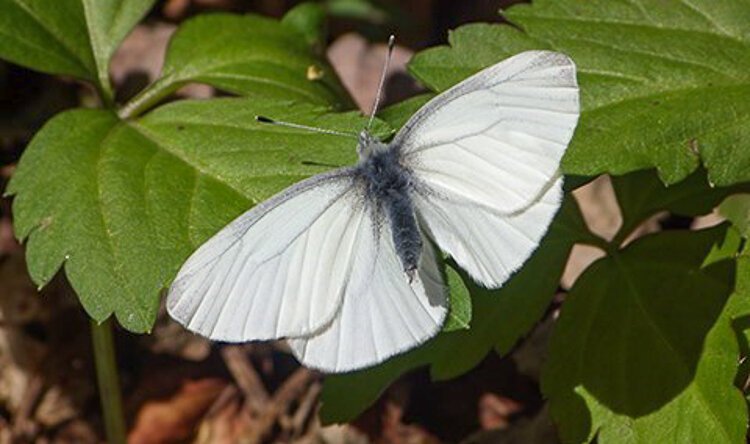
119, 75, 181, 119
97, 79, 115, 109
91, 319, 126, 444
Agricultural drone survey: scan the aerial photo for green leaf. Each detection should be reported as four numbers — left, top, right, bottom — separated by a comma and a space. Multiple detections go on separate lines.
0, 0, 154, 95
7, 98, 383, 332
729, 254, 750, 389
611, 169, 750, 243
703, 226, 743, 267
320, 196, 590, 424
720, 194, 750, 238
408, 24, 537, 92
542, 226, 746, 443
376, 94, 431, 134
442, 264, 471, 332
408, 0, 750, 186
121, 13, 350, 118
81, 0, 156, 99
281, 2, 327, 48
324, 0, 388, 23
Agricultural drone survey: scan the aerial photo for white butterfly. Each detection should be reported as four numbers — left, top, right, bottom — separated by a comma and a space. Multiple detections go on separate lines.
167, 50, 580, 373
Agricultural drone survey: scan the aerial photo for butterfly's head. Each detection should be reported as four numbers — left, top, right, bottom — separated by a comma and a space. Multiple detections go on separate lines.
357, 130, 388, 162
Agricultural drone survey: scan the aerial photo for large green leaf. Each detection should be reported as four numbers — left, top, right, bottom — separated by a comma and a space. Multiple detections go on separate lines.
320, 196, 591, 424
120, 13, 350, 118
408, 0, 750, 186
0, 0, 154, 94
542, 226, 746, 443
6, 98, 381, 332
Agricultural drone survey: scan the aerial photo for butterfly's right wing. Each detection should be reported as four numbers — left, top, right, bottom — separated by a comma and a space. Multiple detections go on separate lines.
413, 176, 562, 288
394, 50, 578, 215
393, 51, 578, 288
167, 168, 369, 342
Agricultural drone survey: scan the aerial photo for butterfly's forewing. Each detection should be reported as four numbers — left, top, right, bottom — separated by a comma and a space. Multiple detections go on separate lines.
396, 51, 579, 288
395, 51, 579, 215
167, 169, 368, 341
288, 225, 446, 372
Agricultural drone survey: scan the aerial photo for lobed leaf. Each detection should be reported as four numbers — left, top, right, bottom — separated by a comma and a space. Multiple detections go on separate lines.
7, 98, 382, 332
542, 226, 746, 443
408, 0, 750, 186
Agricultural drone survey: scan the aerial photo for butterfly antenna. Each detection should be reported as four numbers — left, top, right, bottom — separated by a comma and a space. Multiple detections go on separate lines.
366, 35, 396, 131
256, 116, 357, 139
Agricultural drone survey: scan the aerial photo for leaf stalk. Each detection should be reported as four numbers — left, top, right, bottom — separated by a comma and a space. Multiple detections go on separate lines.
119, 75, 182, 119
91, 318, 127, 444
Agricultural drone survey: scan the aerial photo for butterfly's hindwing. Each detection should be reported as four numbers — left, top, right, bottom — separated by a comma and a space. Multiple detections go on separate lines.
414, 176, 563, 288
288, 222, 446, 372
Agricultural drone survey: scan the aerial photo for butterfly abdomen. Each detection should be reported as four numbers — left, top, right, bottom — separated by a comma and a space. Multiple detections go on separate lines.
385, 192, 422, 274
357, 148, 422, 274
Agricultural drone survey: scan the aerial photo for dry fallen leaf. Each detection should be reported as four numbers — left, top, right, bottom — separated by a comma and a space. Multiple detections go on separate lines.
478, 394, 523, 430
128, 378, 227, 444
194, 387, 253, 444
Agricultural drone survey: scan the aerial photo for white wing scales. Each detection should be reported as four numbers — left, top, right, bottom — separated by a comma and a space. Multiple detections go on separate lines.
167, 170, 367, 341
414, 176, 563, 288
288, 224, 446, 372
395, 51, 579, 215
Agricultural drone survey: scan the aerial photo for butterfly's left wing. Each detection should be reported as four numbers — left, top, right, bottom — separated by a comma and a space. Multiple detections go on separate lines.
288, 223, 447, 373
167, 169, 370, 342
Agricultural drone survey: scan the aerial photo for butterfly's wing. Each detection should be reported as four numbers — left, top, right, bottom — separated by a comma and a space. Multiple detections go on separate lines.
167, 168, 372, 341
414, 177, 562, 288
288, 224, 447, 372
395, 51, 579, 287
394, 50, 579, 215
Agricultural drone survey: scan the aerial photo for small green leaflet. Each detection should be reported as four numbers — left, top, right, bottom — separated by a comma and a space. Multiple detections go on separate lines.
121, 13, 351, 118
